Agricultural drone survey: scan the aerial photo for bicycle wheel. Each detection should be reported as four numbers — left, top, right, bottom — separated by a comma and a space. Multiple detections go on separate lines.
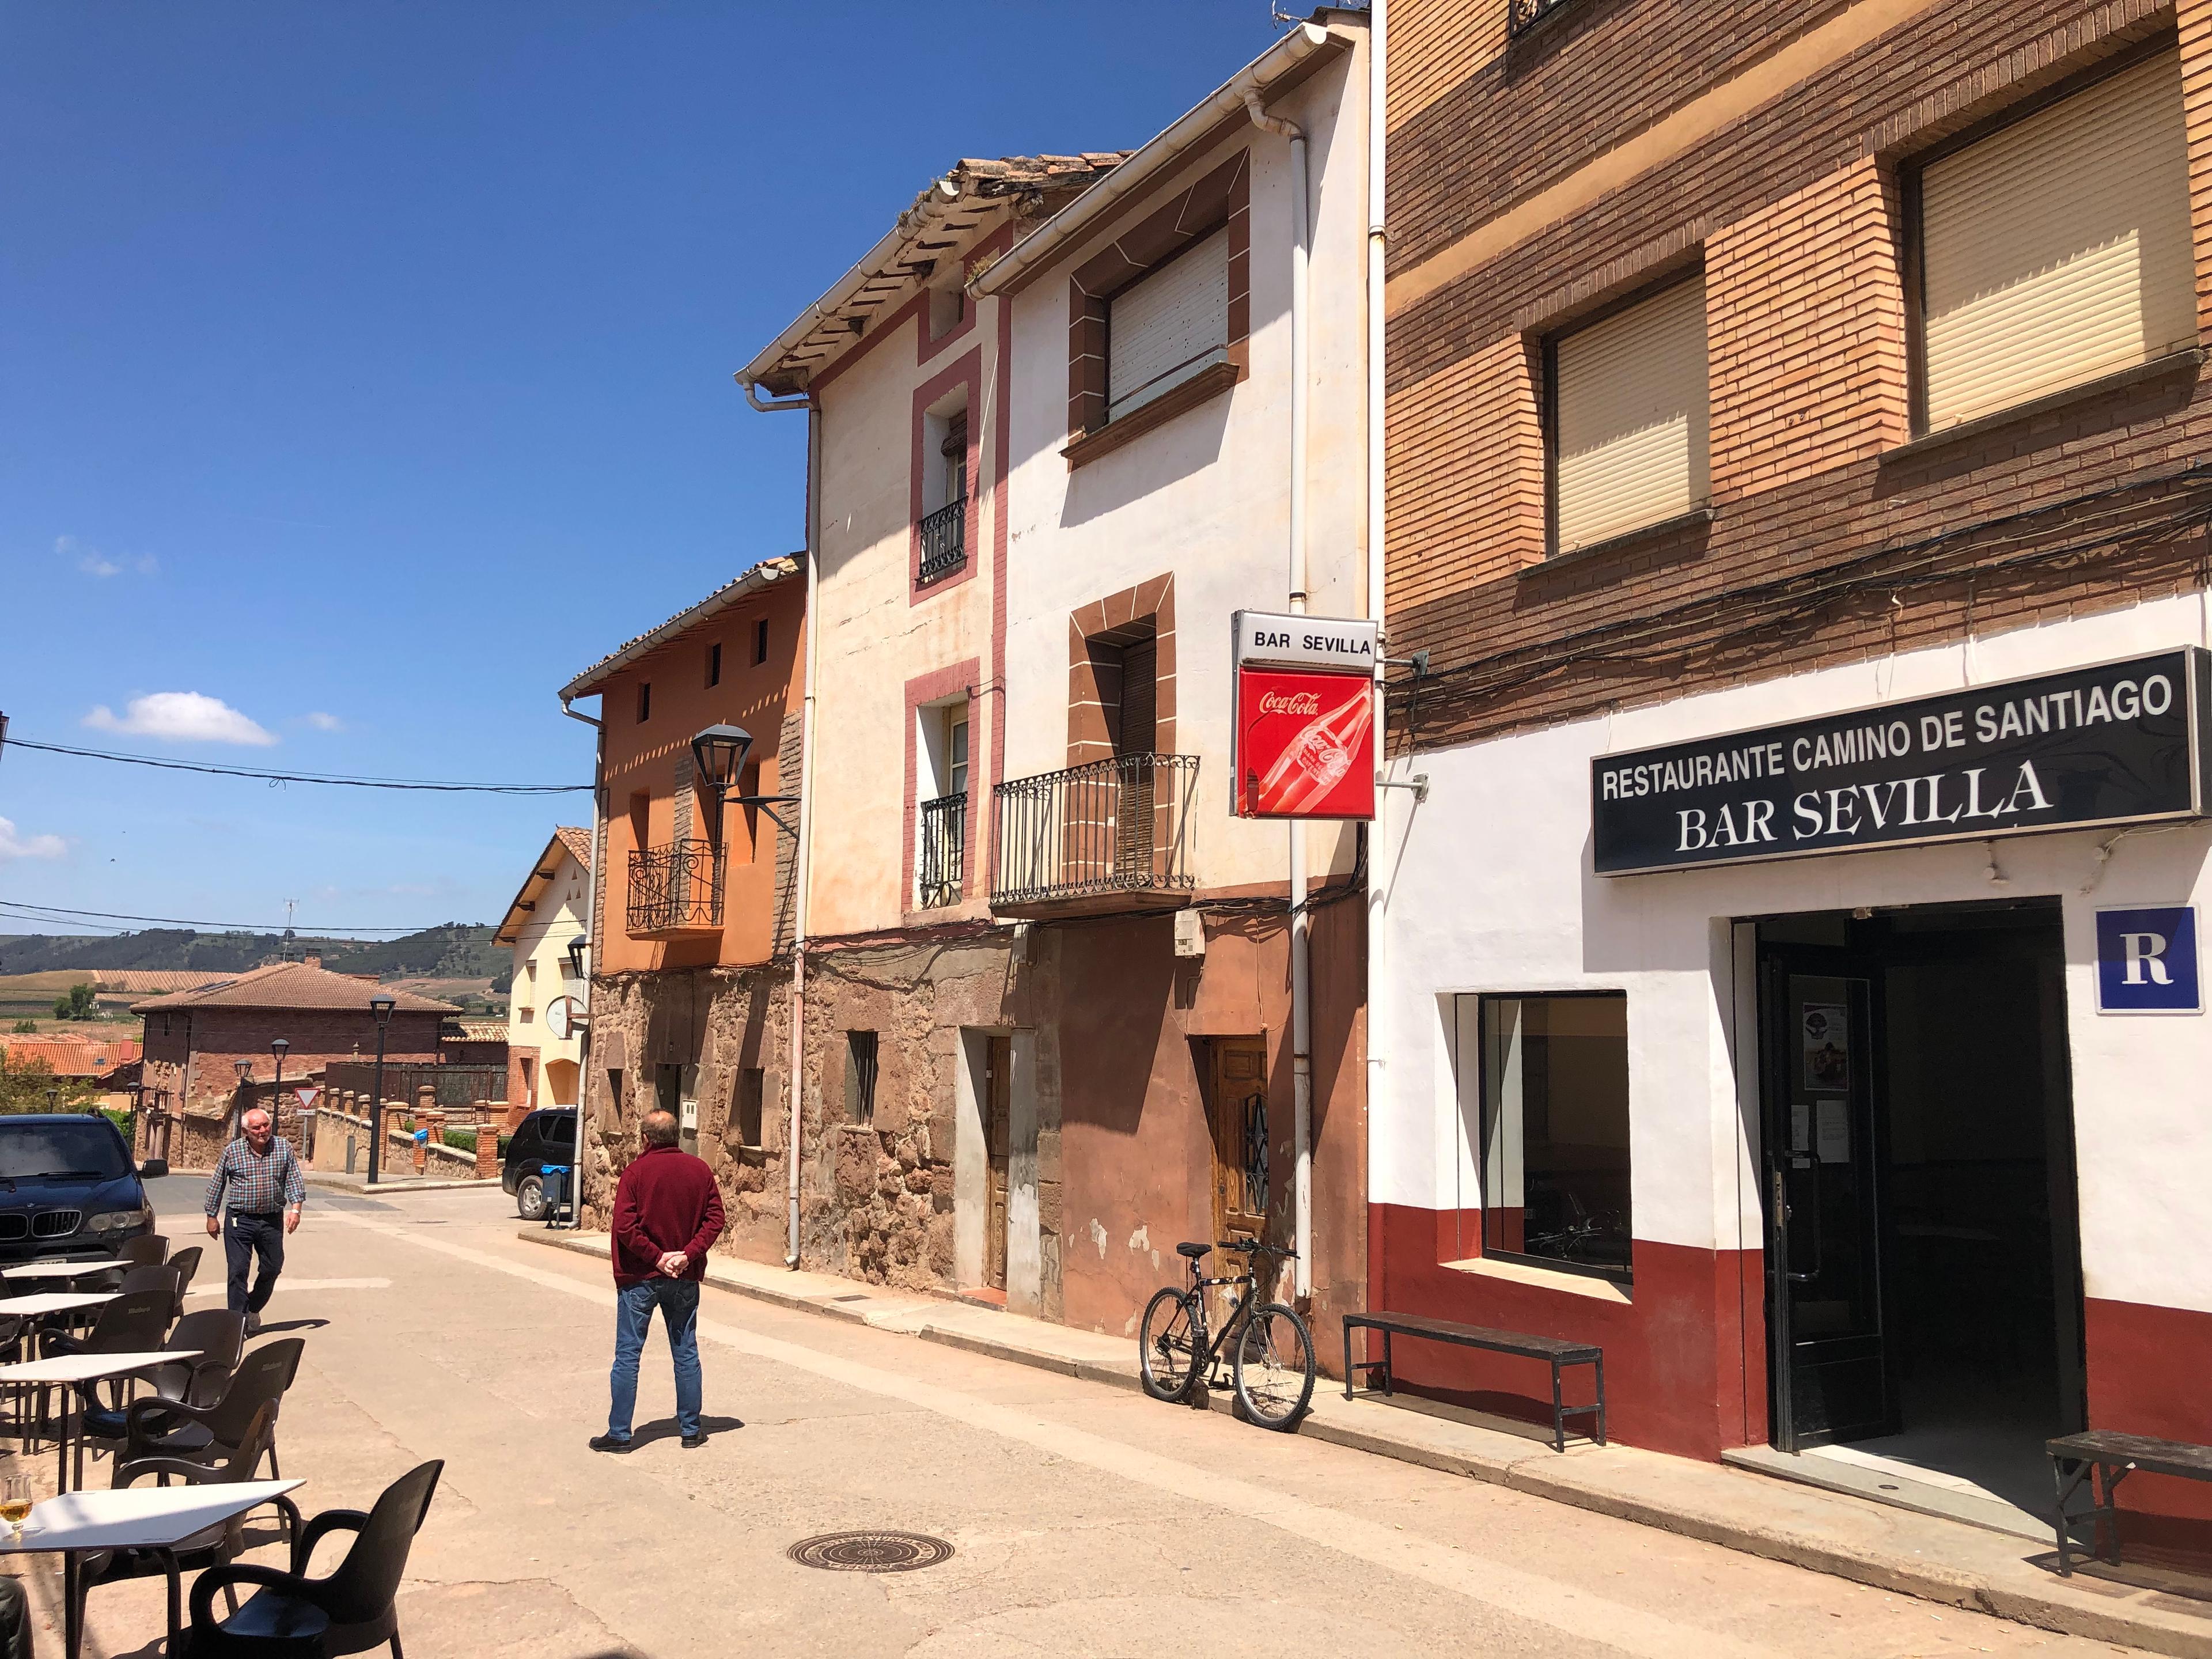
1233, 1302, 1316, 1430
1138, 1287, 1202, 1403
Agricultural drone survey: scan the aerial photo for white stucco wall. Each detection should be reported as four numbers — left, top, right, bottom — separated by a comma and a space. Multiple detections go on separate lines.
510, 844, 590, 1101
1001, 35, 1371, 892
1375, 589, 2212, 1316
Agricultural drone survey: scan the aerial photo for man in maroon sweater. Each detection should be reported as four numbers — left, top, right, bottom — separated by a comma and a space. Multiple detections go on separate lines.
591, 1109, 725, 1452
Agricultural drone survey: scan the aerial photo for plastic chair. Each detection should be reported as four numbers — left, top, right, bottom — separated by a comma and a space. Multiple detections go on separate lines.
73, 1403, 297, 1656
170, 1242, 204, 1297
117, 1234, 169, 1268
188, 1460, 441, 1657
117, 1261, 187, 1323
79, 1309, 245, 1450
125, 1335, 304, 1476
34, 1287, 170, 1446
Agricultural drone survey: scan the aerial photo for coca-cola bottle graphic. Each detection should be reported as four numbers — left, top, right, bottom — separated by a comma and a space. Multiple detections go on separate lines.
1247, 681, 1373, 815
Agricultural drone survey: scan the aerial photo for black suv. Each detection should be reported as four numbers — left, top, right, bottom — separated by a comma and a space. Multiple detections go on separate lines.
502, 1108, 576, 1221
0, 1114, 162, 1264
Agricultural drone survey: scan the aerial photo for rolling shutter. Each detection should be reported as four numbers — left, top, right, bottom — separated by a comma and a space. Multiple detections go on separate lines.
1108, 230, 1229, 420
1922, 51, 2195, 433
1552, 276, 1710, 556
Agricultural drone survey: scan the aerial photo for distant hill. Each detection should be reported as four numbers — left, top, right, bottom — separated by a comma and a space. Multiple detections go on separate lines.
0, 924, 507, 980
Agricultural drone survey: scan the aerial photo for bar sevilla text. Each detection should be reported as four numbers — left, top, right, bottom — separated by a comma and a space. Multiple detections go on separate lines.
1599, 671, 2179, 855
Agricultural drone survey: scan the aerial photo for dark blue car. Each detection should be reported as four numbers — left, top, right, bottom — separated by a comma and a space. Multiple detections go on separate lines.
0, 1114, 162, 1265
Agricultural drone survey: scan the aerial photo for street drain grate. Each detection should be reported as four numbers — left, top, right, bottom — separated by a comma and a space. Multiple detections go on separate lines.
786, 1531, 954, 1574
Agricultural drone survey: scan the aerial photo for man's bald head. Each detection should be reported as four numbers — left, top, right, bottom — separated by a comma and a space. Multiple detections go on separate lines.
641, 1110, 680, 1149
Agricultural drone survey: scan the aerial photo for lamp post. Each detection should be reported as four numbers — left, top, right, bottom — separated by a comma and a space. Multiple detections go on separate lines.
270, 1038, 289, 1132
366, 995, 396, 1186
690, 724, 753, 844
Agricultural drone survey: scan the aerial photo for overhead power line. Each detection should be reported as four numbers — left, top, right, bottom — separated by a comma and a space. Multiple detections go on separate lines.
0, 736, 589, 794
0, 899, 482, 936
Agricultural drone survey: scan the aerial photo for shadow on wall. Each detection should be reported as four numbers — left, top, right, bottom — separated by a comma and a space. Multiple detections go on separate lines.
1058, 400, 1231, 530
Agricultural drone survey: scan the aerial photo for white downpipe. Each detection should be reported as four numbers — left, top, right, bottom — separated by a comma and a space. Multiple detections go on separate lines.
1245, 88, 1313, 1302
784, 401, 823, 1268
1364, 1, 1389, 1249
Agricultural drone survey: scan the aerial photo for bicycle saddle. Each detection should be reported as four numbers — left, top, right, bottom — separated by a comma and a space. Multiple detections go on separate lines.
1175, 1241, 1210, 1260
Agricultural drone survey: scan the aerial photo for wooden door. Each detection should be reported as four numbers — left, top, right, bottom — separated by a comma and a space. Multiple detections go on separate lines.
1207, 1037, 1270, 1248
985, 1036, 1012, 1292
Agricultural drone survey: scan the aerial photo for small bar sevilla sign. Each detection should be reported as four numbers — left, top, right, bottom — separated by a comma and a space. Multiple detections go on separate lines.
1234, 665, 1376, 819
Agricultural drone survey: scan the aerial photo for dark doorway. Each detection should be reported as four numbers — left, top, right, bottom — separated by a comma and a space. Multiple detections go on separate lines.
1758, 900, 2084, 1513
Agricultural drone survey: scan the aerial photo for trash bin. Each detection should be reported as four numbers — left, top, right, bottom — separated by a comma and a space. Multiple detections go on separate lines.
540, 1164, 573, 1226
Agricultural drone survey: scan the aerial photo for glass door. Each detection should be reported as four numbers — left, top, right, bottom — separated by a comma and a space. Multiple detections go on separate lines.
1760, 951, 1893, 1450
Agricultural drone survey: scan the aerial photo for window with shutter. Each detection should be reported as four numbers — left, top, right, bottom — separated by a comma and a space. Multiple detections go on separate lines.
1921, 50, 2194, 434
1108, 229, 1229, 421
1551, 276, 1710, 556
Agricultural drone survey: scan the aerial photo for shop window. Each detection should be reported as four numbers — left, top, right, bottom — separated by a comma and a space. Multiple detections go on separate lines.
1548, 275, 1709, 556
1915, 48, 2194, 434
1476, 993, 1631, 1282
846, 1032, 878, 1125
736, 1067, 764, 1149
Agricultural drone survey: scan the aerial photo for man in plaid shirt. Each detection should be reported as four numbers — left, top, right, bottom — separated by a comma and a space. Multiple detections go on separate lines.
204, 1107, 306, 1335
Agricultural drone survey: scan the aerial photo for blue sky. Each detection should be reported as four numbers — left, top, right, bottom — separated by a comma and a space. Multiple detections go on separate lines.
0, 2, 1291, 939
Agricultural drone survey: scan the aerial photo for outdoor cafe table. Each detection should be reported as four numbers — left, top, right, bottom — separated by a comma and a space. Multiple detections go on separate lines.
0, 1354, 198, 1494
0, 1263, 121, 1284
0, 1478, 306, 1659
0, 1294, 118, 1320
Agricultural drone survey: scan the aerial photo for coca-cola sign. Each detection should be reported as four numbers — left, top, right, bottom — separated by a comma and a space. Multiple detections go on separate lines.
1235, 665, 1376, 820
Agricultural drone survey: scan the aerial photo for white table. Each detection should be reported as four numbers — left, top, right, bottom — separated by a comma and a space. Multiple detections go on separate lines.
0, 1262, 118, 1283
0, 1478, 305, 1659
0, 1293, 118, 1319
0, 1352, 200, 1493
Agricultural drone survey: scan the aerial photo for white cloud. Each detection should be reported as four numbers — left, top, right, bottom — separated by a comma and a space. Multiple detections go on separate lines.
0, 819, 66, 862
304, 711, 343, 732
59, 535, 154, 578
84, 692, 276, 747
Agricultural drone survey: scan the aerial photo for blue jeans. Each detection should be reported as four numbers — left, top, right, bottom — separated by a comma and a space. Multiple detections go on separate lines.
608, 1277, 702, 1441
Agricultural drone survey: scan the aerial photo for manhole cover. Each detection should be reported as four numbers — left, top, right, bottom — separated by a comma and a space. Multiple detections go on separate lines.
786, 1531, 954, 1573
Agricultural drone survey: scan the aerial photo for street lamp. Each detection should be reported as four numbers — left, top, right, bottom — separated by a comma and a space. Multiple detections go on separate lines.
365, 994, 396, 1187
270, 1038, 289, 1128
690, 724, 753, 842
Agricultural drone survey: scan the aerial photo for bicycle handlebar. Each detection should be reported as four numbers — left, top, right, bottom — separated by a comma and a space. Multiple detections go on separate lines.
1217, 1238, 1298, 1259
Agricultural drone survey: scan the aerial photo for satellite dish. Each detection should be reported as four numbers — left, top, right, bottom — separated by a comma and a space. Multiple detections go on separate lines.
546, 997, 588, 1041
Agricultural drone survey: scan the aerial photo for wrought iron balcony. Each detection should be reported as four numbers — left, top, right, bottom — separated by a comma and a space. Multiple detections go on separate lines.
918, 791, 967, 909
1509, 0, 1577, 35
626, 839, 724, 937
918, 497, 967, 585
991, 752, 1199, 915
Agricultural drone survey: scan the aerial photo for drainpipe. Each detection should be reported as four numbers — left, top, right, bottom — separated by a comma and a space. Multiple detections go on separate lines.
560, 696, 604, 1228
1364, 3, 1389, 1276
1244, 85, 1313, 1302
738, 371, 819, 1269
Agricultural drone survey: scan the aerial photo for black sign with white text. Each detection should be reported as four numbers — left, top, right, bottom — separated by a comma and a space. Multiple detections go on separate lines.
1592, 650, 2210, 875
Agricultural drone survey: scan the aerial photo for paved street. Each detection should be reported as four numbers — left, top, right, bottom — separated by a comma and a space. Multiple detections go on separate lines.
31, 1179, 2141, 1658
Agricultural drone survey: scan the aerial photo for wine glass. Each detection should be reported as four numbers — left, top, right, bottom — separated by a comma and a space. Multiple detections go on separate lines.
0, 1474, 32, 1539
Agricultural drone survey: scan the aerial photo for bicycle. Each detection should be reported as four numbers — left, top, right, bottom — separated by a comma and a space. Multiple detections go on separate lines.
1137, 1238, 1316, 1430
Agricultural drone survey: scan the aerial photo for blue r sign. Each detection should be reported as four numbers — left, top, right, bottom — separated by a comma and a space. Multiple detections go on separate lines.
2096, 906, 2200, 1014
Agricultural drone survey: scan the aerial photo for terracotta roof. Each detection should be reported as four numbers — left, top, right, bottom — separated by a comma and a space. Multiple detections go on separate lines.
494, 827, 594, 947
449, 1019, 508, 1044
554, 826, 592, 872
560, 556, 801, 702
0, 1037, 143, 1077
128, 962, 459, 1016
92, 971, 231, 994
738, 152, 1132, 397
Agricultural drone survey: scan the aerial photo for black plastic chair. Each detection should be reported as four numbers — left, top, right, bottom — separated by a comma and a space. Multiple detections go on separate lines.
37, 1287, 171, 1429
126, 1336, 304, 1476
118, 1260, 188, 1323
74, 1402, 297, 1655
188, 1460, 442, 1657
171, 1243, 206, 1304
118, 1234, 170, 1268
80, 1309, 245, 1450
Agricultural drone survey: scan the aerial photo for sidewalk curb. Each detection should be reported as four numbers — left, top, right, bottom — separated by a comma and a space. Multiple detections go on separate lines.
308, 1173, 494, 1195
516, 1228, 2212, 1658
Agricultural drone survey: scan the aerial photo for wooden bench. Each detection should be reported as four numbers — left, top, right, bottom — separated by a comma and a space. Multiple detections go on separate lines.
1343, 1312, 1605, 1453
2048, 1430, 2212, 1575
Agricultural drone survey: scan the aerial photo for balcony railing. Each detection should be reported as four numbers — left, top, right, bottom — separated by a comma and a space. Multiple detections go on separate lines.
1508, 0, 1576, 35
918, 791, 967, 909
626, 839, 724, 936
918, 497, 967, 585
991, 753, 1199, 913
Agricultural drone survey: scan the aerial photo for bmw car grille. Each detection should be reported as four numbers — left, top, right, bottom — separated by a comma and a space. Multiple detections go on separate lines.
32, 1211, 81, 1238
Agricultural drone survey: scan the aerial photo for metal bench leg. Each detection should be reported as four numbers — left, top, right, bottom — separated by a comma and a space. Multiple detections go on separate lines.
1592, 1355, 1607, 1447
1344, 1324, 1354, 1402
2052, 1457, 2084, 1576
1552, 1362, 1566, 1453
2101, 1464, 2132, 1568
1381, 1330, 1393, 1397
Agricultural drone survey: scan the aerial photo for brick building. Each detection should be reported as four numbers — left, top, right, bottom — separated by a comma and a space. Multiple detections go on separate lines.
1368, 0, 2212, 1557
132, 963, 453, 1169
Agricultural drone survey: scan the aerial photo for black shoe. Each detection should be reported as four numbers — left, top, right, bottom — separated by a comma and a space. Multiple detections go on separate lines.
588, 1434, 632, 1454
244, 1313, 262, 1337
681, 1433, 706, 1449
